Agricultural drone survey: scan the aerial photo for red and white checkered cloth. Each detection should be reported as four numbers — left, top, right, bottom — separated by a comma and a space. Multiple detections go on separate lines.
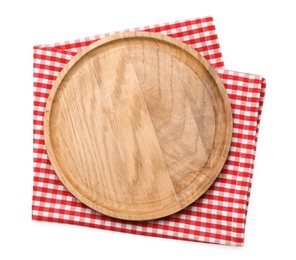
32, 16, 266, 246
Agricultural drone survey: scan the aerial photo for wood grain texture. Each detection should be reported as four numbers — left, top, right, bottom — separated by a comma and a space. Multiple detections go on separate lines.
44, 32, 233, 221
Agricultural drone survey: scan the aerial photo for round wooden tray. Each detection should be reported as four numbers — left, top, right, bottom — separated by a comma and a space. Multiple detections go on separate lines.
44, 32, 232, 221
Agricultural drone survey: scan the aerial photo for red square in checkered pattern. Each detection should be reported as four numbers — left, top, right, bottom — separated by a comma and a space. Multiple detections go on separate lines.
32, 16, 266, 246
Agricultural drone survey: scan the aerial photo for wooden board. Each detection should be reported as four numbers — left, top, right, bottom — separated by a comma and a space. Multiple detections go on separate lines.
44, 32, 233, 221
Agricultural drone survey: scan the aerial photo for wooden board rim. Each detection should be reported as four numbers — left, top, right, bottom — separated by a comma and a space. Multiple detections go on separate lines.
44, 31, 233, 221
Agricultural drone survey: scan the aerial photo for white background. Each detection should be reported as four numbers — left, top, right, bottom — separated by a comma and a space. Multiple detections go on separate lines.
1, 0, 295, 259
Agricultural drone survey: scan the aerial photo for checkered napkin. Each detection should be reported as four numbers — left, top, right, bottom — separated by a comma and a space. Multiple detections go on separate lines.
32, 16, 266, 246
